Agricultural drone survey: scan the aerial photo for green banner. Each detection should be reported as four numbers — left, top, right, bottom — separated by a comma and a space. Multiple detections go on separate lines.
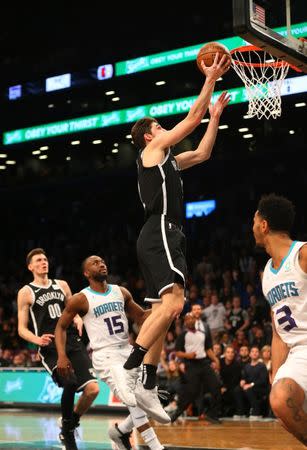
4, 74, 307, 145
115, 22, 307, 76
0, 370, 117, 406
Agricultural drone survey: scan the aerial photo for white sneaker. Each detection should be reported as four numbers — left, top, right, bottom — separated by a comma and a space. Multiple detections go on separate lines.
110, 365, 138, 407
134, 380, 171, 424
249, 415, 262, 421
233, 415, 246, 420
108, 423, 132, 450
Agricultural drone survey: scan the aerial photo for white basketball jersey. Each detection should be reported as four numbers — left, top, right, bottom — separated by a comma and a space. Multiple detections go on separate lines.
81, 284, 129, 351
262, 241, 307, 348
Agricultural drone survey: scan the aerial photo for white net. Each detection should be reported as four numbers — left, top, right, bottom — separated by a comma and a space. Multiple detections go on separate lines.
231, 47, 290, 119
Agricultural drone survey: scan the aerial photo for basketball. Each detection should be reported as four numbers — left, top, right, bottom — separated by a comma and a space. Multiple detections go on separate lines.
197, 42, 231, 71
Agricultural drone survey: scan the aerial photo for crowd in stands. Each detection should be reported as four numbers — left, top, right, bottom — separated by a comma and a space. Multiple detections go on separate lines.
1, 165, 306, 421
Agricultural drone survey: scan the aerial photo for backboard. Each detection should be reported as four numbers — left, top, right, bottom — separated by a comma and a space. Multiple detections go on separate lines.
232, 0, 307, 72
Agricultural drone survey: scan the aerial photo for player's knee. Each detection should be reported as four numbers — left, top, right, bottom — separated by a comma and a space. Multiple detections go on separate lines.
84, 381, 99, 400
62, 377, 78, 392
270, 378, 303, 418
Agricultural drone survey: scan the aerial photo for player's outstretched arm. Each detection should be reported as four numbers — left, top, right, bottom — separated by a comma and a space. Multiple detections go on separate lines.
120, 286, 151, 325
175, 91, 230, 170
151, 55, 231, 151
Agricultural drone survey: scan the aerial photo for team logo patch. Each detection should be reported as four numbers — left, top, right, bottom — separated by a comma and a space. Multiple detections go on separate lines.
284, 261, 291, 272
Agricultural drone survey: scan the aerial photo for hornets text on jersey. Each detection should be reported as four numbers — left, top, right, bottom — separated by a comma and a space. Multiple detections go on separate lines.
262, 241, 307, 347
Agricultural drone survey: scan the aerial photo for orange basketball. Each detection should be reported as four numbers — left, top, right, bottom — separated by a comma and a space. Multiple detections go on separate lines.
197, 42, 231, 71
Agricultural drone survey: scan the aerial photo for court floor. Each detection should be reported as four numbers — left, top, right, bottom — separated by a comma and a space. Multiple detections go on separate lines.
0, 410, 305, 450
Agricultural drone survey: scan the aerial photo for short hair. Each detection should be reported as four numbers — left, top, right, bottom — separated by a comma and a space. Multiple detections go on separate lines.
26, 248, 46, 266
131, 116, 158, 149
257, 193, 295, 233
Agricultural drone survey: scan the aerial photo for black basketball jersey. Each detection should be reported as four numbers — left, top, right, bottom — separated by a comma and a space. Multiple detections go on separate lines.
27, 279, 76, 348
137, 149, 184, 226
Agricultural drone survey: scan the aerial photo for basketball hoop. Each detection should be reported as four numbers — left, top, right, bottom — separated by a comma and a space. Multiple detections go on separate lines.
230, 45, 293, 119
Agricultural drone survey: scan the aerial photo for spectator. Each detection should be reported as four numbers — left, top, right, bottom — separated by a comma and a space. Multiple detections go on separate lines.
233, 347, 269, 420
219, 346, 242, 417
203, 292, 226, 340
224, 295, 250, 337
232, 330, 249, 352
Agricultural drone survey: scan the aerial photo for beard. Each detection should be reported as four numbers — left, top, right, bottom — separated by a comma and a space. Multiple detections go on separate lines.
92, 273, 107, 282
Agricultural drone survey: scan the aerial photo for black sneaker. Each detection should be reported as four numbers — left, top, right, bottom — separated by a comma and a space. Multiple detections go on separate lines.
108, 422, 132, 449
169, 408, 184, 422
205, 414, 222, 424
59, 429, 78, 450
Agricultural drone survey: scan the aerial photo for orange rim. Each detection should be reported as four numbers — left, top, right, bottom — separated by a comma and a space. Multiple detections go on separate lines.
230, 44, 301, 72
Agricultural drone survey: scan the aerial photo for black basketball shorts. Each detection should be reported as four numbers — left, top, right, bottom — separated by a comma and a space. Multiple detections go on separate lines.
137, 214, 187, 302
39, 335, 97, 391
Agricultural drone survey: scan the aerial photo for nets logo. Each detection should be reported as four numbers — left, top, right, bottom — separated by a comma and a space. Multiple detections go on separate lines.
97, 64, 114, 80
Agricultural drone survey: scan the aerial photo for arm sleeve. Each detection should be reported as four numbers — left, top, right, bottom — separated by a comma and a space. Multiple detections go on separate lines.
175, 332, 186, 352
204, 324, 213, 350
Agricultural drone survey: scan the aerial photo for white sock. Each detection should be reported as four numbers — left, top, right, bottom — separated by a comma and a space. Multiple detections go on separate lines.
141, 427, 164, 450
117, 415, 133, 434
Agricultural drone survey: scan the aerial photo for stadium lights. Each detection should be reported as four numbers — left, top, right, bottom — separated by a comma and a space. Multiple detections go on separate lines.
48, 104, 54, 108
155, 81, 166, 85
243, 134, 253, 139
0, 165, 6, 170
239, 127, 249, 132
6, 160, 16, 165
92, 139, 102, 144
218, 125, 228, 130
0, 154, 7, 158
113, 143, 119, 147
112, 97, 120, 102
105, 91, 115, 95
295, 102, 306, 107
39, 155, 48, 159
66, 156, 71, 161
201, 118, 209, 123
71, 140, 80, 145
32, 150, 41, 155
40, 146, 49, 150
112, 148, 119, 153
289, 130, 295, 134
126, 134, 132, 139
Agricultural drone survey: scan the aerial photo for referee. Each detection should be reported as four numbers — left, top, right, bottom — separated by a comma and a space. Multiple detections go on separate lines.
170, 312, 222, 423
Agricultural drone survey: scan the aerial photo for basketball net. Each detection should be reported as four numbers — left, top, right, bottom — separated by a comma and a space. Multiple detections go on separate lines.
231, 45, 290, 119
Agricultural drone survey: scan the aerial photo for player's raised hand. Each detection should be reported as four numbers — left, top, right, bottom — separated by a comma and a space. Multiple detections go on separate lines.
209, 91, 231, 118
201, 54, 231, 80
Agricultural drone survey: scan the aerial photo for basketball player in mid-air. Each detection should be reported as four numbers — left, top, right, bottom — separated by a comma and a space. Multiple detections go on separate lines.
253, 194, 307, 446
55, 255, 168, 450
121, 55, 231, 400
17, 248, 99, 450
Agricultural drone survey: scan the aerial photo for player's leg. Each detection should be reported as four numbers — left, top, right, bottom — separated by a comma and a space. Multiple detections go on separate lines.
40, 349, 78, 449
270, 377, 307, 445
67, 345, 99, 428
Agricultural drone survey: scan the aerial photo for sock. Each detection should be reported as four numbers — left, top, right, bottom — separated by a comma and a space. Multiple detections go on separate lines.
117, 415, 134, 434
141, 427, 164, 450
142, 364, 157, 390
72, 411, 80, 427
123, 343, 148, 369
61, 384, 76, 423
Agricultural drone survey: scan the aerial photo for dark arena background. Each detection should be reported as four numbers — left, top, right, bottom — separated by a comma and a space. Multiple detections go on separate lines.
0, 2, 306, 449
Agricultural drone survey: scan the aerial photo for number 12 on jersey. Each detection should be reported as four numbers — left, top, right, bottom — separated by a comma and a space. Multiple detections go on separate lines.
104, 315, 124, 335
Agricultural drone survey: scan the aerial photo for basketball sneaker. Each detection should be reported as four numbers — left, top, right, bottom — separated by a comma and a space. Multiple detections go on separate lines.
108, 423, 132, 450
110, 365, 138, 407
58, 418, 78, 450
134, 379, 171, 423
